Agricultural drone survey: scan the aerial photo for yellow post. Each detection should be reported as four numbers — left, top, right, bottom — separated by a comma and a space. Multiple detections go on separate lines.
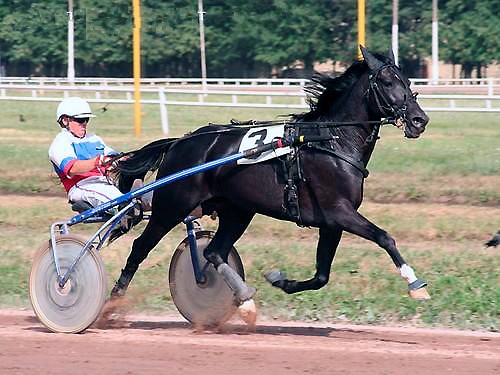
357, 0, 366, 59
132, 0, 141, 137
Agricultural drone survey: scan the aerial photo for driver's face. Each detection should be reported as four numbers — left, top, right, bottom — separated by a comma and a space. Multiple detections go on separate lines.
66, 117, 89, 138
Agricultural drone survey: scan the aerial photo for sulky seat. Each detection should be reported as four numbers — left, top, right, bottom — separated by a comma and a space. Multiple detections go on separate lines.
70, 200, 94, 213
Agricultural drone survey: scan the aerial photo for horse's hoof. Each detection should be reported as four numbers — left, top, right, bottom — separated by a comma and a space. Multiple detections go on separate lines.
238, 299, 257, 329
239, 286, 257, 302
408, 287, 431, 300
264, 269, 286, 285
110, 285, 127, 298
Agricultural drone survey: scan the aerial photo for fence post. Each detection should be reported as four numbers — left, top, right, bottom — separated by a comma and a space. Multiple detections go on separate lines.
486, 77, 493, 109
158, 87, 169, 135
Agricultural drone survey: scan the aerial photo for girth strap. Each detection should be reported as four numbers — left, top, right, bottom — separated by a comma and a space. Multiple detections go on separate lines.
282, 146, 304, 226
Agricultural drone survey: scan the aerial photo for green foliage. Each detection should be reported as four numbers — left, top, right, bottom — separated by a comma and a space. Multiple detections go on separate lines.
0, 0, 497, 77
78, 1, 133, 65
0, 1, 66, 74
440, 0, 500, 76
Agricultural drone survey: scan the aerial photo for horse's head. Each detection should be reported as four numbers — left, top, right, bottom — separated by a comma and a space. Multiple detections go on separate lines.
361, 46, 429, 138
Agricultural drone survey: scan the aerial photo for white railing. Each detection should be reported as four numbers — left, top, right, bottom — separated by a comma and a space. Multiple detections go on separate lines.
0, 76, 308, 87
412, 77, 500, 86
0, 83, 498, 134
1, 76, 499, 88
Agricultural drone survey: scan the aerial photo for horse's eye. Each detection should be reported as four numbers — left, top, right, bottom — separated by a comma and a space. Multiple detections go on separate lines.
384, 81, 393, 88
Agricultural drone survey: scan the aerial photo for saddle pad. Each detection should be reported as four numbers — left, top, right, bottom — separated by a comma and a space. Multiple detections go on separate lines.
237, 125, 291, 165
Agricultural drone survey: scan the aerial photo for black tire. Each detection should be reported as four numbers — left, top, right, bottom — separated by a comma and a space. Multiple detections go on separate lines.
29, 235, 108, 333
169, 231, 245, 328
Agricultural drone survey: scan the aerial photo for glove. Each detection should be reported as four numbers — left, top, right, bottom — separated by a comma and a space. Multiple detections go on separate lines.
94, 154, 113, 168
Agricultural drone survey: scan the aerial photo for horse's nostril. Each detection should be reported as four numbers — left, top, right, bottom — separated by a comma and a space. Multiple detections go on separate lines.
412, 116, 428, 128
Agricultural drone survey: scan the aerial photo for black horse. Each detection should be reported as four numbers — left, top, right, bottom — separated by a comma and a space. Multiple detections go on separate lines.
111, 46, 431, 305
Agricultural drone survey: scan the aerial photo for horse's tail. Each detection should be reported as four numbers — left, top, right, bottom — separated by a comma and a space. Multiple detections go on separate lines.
111, 138, 178, 193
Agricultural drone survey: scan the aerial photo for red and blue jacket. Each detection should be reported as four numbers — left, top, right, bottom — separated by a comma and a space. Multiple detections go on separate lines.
48, 129, 117, 192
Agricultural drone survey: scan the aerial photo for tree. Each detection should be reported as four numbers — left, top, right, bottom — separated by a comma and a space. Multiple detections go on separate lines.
76, 0, 133, 76
367, 0, 432, 77
0, 1, 67, 75
0, 0, 497, 78
141, 1, 201, 76
203, 0, 354, 77
440, 0, 500, 78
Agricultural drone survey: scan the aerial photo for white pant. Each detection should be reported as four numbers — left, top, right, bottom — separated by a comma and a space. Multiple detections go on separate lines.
68, 176, 122, 208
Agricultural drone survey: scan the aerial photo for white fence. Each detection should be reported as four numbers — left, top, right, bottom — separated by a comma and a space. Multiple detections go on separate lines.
0, 81, 498, 134
0, 77, 307, 87
1, 76, 499, 88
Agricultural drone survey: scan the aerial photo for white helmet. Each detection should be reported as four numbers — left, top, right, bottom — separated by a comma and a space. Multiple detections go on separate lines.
56, 97, 96, 123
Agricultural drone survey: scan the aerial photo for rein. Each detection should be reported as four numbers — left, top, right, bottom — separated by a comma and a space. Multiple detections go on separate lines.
111, 66, 410, 175
108, 117, 394, 178
108, 118, 392, 165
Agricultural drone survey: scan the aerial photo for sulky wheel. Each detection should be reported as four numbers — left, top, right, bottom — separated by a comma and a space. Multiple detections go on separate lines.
169, 230, 245, 328
29, 234, 108, 333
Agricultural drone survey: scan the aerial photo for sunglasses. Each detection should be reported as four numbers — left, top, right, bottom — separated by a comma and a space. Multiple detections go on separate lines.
71, 117, 90, 124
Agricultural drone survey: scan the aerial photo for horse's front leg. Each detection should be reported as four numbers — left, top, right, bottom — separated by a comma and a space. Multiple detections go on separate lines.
334, 201, 430, 300
265, 227, 342, 294
111, 215, 177, 297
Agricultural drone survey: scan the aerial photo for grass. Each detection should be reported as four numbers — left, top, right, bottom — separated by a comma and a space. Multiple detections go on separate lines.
0, 194, 498, 330
1, 101, 498, 204
0, 99, 499, 330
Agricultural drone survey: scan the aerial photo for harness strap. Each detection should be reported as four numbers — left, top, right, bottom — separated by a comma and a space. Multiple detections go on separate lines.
308, 143, 369, 178
281, 126, 304, 226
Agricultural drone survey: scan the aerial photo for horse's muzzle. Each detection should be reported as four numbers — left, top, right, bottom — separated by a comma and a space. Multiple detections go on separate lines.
404, 112, 429, 138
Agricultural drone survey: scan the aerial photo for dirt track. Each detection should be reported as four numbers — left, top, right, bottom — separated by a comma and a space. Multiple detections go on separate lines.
0, 310, 498, 375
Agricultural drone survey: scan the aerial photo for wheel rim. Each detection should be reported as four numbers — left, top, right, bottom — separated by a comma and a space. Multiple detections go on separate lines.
169, 231, 245, 328
29, 235, 107, 333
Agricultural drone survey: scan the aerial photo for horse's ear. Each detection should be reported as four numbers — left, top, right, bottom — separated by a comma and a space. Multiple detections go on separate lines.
386, 46, 395, 65
360, 45, 384, 71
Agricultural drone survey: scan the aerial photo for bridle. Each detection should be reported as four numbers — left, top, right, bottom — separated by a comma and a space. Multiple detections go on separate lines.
368, 64, 417, 128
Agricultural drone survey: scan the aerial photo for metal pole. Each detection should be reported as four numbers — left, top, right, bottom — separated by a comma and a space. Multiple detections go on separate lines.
198, 0, 207, 92
67, 0, 75, 83
432, 0, 439, 84
158, 87, 169, 135
392, 0, 399, 65
132, 0, 142, 137
357, 0, 365, 59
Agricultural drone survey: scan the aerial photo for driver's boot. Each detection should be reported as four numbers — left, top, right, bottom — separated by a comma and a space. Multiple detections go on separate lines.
131, 179, 153, 211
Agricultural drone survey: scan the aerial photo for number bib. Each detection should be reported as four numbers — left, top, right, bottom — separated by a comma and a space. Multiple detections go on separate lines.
237, 125, 291, 165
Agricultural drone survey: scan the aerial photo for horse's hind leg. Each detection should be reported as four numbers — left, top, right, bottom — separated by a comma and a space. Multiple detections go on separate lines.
265, 227, 342, 294
202, 206, 255, 303
334, 202, 430, 300
111, 215, 178, 297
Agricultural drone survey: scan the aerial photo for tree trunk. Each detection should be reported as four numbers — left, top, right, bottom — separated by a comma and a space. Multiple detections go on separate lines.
476, 63, 482, 79
461, 63, 473, 78
303, 57, 314, 77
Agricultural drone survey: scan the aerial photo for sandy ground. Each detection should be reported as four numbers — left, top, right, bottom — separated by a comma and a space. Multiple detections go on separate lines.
0, 309, 498, 375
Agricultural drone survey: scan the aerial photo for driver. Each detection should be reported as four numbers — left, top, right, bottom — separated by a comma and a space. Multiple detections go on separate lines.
48, 97, 123, 208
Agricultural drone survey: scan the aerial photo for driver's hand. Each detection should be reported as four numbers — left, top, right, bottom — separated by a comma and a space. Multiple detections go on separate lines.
95, 154, 113, 168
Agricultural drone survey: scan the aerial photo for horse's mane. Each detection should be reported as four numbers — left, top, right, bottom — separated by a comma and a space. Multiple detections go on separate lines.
293, 53, 390, 121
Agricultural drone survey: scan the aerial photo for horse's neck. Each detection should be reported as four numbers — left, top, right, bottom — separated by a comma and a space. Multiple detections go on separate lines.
326, 81, 379, 163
